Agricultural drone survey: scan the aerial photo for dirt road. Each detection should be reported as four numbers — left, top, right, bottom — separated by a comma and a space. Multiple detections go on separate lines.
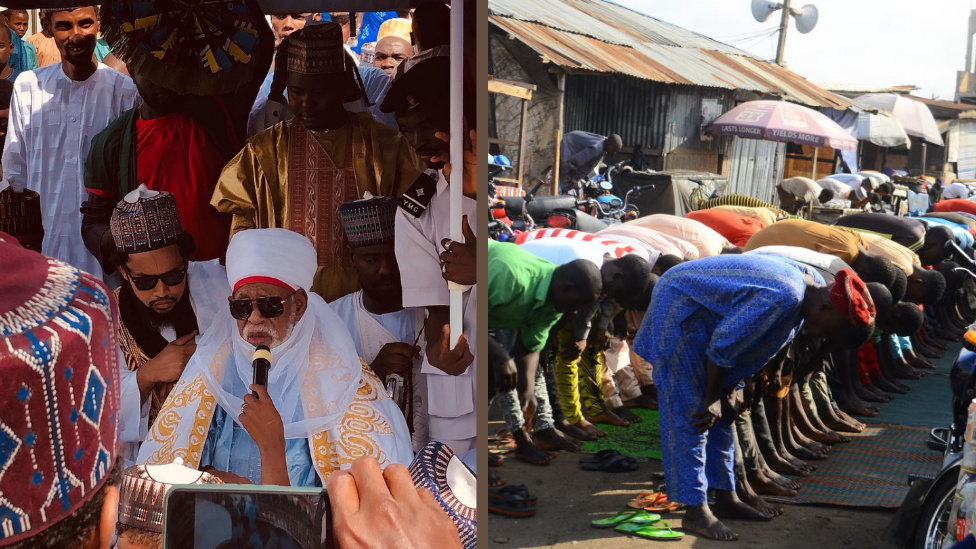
483, 431, 899, 549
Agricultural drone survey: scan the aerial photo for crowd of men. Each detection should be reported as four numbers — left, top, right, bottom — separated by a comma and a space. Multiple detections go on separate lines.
488, 169, 975, 541
0, 5, 474, 548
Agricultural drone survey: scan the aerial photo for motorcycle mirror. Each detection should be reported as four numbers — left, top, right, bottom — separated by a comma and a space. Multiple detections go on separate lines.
600, 181, 614, 191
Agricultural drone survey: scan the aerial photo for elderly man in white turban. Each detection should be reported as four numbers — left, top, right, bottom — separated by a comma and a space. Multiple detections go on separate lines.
138, 228, 413, 486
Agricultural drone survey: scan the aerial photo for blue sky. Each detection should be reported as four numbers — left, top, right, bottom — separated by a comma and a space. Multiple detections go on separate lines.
611, 0, 970, 100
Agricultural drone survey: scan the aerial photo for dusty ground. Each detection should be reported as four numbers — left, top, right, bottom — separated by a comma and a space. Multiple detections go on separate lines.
482, 421, 899, 549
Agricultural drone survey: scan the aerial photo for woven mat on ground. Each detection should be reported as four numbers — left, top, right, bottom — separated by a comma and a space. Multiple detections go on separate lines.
863, 341, 956, 428
765, 424, 941, 508
580, 408, 662, 461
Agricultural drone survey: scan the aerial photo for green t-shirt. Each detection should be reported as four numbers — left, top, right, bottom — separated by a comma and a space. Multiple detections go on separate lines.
487, 240, 563, 353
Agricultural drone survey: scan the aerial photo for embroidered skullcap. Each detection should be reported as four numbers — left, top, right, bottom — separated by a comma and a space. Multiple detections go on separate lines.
226, 228, 317, 294
408, 442, 476, 549
286, 22, 347, 87
0, 238, 120, 545
0, 180, 42, 238
828, 269, 876, 327
377, 17, 412, 42
110, 184, 182, 254
339, 196, 397, 248
118, 459, 222, 533
380, 47, 449, 114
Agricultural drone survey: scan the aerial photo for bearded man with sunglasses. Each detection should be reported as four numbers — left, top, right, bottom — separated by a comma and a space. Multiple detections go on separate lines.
139, 227, 413, 486
109, 186, 230, 467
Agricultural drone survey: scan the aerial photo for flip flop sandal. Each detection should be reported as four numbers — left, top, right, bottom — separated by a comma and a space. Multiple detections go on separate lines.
579, 450, 638, 473
627, 491, 665, 509
487, 490, 536, 518
489, 484, 537, 506
590, 509, 662, 528
616, 521, 684, 540
488, 472, 507, 488
643, 501, 685, 513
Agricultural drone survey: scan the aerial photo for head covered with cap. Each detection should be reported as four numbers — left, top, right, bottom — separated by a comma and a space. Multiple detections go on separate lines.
110, 185, 183, 255
828, 269, 876, 328
136, 228, 413, 480
0, 236, 121, 545
283, 21, 366, 110
118, 459, 221, 536
339, 196, 397, 248
227, 228, 317, 294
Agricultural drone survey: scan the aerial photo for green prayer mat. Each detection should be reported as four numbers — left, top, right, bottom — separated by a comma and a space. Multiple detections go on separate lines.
580, 408, 662, 460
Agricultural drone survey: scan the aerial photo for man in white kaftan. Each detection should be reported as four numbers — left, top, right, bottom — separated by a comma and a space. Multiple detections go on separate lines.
2, 6, 139, 278
330, 196, 427, 451
138, 228, 413, 486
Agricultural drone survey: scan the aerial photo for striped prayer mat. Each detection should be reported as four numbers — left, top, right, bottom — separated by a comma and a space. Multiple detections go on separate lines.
766, 424, 942, 508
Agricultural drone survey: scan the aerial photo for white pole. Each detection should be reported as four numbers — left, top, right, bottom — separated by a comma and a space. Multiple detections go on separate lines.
448, 0, 464, 348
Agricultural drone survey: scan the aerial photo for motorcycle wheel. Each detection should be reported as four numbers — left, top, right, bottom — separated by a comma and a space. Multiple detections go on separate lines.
914, 472, 960, 549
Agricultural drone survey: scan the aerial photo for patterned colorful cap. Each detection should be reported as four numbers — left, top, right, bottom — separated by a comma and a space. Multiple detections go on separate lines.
338, 196, 397, 248
0, 181, 42, 237
408, 442, 476, 549
0, 237, 120, 545
110, 184, 182, 254
287, 22, 347, 86
118, 459, 222, 533
828, 268, 876, 327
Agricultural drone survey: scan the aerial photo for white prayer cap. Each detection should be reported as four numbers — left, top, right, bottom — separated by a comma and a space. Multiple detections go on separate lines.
226, 228, 317, 293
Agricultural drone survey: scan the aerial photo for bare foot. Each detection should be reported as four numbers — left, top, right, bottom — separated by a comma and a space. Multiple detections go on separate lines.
892, 364, 924, 380
760, 465, 802, 491
513, 430, 556, 466
712, 494, 774, 522
557, 419, 597, 442
612, 406, 643, 424
589, 409, 631, 427
766, 454, 810, 477
532, 427, 581, 452
573, 419, 607, 439
873, 379, 908, 394
738, 488, 784, 517
748, 468, 797, 497
682, 505, 739, 541
840, 399, 879, 418
907, 358, 937, 370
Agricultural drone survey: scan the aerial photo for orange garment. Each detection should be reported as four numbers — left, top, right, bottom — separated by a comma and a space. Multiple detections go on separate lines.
933, 199, 976, 217
685, 209, 767, 247
743, 219, 867, 265
25, 32, 59, 67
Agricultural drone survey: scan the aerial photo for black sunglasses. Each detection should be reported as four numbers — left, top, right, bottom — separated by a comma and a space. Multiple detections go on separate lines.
228, 291, 297, 321
128, 267, 187, 291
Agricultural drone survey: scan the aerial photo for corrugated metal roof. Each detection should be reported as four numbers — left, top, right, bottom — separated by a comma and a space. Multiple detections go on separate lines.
489, 0, 851, 109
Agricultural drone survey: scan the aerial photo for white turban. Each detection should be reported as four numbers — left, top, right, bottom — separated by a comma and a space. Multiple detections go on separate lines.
226, 229, 317, 293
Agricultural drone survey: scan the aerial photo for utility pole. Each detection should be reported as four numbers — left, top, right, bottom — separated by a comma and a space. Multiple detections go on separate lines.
775, 0, 792, 66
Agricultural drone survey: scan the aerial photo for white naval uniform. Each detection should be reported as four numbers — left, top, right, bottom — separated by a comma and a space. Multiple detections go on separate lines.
394, 169, 477, 455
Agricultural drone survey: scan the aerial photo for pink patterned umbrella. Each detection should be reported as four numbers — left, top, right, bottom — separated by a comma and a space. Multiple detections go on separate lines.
709, 100, 858, 151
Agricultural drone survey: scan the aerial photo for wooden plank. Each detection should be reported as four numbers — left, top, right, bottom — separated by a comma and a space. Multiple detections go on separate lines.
488, 79, 534, 100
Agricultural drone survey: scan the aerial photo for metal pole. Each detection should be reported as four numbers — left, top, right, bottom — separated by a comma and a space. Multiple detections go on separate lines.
811, 146, 818, 179
448, 0, 464, 348
775, 0, 792, 66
